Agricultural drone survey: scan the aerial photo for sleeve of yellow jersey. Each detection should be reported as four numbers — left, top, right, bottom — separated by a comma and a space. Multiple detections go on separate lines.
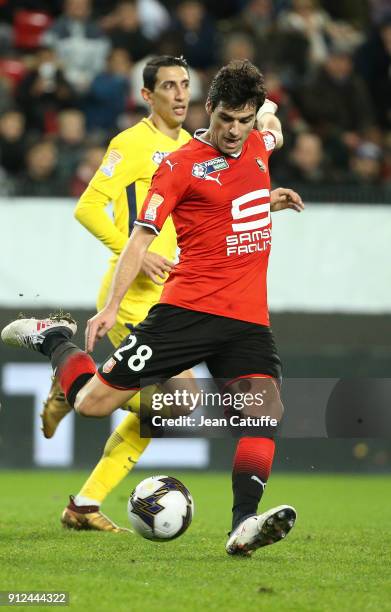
74, 134, 145, 255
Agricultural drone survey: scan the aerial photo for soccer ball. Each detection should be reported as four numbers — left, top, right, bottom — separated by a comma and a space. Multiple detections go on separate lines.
127, 475, 194, 541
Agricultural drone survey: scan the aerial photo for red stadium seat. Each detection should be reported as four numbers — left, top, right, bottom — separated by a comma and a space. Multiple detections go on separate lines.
0, 58, 27, 90
13, 10, 53, 50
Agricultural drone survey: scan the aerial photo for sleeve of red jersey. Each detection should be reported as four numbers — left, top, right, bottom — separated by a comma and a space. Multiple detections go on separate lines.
134, 157, 186, 235
253, 130, 277, 160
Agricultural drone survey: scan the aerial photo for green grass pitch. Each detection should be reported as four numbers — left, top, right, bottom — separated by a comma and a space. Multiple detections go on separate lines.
1, 470, 390, 611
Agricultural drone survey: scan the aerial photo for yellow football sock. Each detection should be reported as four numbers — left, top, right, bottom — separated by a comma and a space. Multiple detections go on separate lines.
78, 407, 150, 504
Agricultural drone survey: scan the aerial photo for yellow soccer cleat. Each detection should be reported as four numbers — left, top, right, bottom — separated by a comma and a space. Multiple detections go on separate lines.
61, 496, 131, 533
41, 377, 72, 439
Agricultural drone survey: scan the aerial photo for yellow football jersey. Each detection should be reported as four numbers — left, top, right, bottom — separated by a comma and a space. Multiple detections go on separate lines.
75, 118, 191, 341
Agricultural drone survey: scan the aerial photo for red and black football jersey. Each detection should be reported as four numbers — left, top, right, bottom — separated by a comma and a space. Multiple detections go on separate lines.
135, 129, 277, 326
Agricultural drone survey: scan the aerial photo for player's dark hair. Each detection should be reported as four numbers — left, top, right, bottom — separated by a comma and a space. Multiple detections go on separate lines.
143, 55, 189, 91
207, 60, 266, 112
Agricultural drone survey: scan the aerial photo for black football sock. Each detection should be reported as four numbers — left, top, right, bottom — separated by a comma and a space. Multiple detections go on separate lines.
40, 331, 73, 358
231, 437, 275, 530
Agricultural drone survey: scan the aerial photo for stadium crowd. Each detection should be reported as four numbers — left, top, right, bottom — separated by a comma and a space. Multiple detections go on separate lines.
0, 0, 390, 202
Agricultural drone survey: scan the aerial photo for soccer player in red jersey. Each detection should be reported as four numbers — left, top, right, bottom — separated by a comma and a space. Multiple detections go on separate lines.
2, 60, 304, 555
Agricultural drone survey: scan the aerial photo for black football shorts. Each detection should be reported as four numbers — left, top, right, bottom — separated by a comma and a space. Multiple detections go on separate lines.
97, 304, 282, 390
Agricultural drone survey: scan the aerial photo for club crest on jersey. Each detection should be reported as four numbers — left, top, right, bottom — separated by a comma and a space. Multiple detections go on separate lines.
145, 193, 164, 221
256, 158, 266, 172
100, 149, 123, 177
192, 156, 229, 180
152, 151, 170, 165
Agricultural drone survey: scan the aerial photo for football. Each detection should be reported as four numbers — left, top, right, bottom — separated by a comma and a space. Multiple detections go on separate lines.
127, 475, 194, 541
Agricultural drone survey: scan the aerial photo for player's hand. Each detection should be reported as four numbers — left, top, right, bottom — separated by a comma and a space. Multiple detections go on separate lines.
270, 188, 304, 213
85, 306, 117, 353
141, 251, 175, 286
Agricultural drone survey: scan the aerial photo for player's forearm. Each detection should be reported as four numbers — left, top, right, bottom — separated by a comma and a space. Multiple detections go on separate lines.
75, 185, 127, 254
105, 229, 155, 310
106, 243, 145, 309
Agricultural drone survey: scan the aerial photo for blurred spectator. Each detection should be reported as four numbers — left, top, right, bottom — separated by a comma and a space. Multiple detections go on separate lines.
16, 46, 75, 133
12, 9, 53, 51
136, 0, 170, 41
83, 48, 132, 133
355, 19, 391, 130
56, 109, 87, 182
0, 109, 27, 176
162, 1, 219, 70
14, 139, 68, 196
70, 144, 106, 197
227, 0, 309, 82
221, 32, 257, 64
42, 0, 110, 93
298, 47, 376, 147
268, 32, 310, 84
105, 1, 153, 62
278, 0, 334, 66
273, 131, 329, 184
278, 0, 362, 72
183, 101, 208, 135
349, 141, 383, 184
101, 0, 170, 41
239, 0, 275, 39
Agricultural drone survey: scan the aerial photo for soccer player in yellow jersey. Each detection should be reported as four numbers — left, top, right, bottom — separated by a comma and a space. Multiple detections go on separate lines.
41, 55, 194, 532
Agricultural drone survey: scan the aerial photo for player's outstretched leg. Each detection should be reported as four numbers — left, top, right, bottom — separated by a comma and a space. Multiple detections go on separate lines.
61, 409, 150, 532
1, 314, 97, 411
3, 316, 76, 437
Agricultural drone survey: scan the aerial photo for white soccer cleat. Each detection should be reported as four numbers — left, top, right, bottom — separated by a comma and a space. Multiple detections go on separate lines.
1, 315, 77, 352
226, 504, 297, 556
